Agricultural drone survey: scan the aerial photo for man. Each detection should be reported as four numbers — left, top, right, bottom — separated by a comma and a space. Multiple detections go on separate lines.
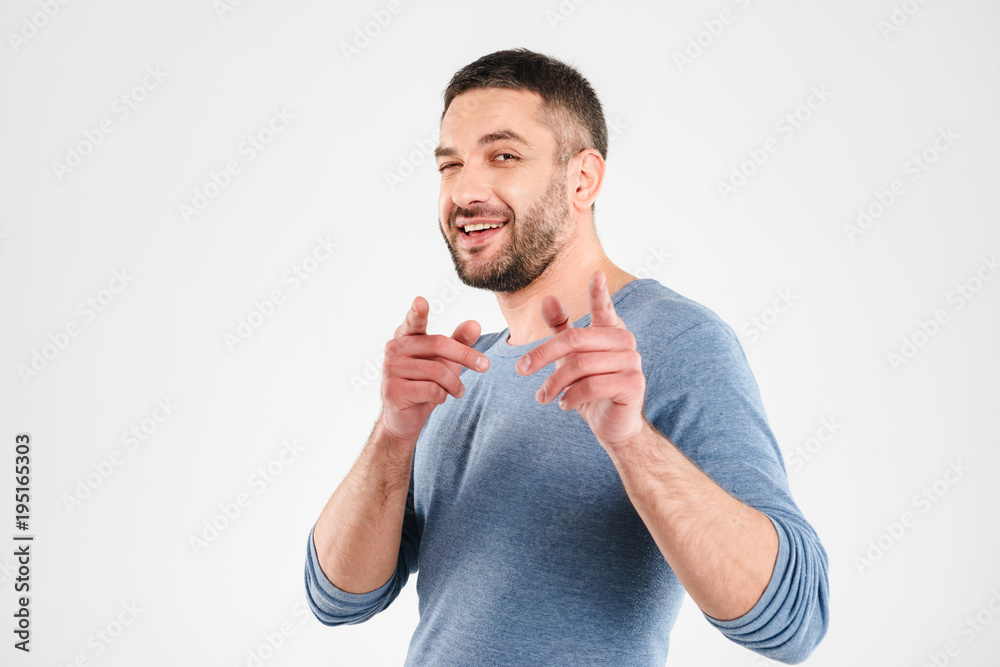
305, 48, 829, 665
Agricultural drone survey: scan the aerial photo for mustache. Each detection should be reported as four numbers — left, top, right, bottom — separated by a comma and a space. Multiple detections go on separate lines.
449, 204, 514, 226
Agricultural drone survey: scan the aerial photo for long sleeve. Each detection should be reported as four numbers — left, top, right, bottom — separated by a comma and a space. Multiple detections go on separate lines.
642, 319, 830, 664
304, 464, 421, 626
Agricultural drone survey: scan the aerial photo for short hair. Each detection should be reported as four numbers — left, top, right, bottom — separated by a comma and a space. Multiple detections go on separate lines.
441, 48, 608, 166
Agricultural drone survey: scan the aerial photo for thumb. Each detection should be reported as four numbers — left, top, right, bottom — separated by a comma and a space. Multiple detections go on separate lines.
451, 319, 482, 347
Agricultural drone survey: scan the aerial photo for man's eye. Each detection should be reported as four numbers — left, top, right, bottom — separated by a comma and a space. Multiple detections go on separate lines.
438, 163, 459, 172
495, 153, 519, 163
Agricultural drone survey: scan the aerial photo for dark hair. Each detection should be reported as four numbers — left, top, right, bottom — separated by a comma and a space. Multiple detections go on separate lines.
441, 48, 608, 166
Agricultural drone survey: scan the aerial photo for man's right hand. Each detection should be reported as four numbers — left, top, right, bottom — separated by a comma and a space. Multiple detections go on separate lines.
380, 295, 490, 444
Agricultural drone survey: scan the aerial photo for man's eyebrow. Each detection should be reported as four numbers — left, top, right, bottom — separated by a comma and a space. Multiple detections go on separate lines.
434, 129, 531, 160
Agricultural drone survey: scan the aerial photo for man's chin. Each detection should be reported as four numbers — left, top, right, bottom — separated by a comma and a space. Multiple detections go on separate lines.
454, 268, 540, 294
453, 268, 497, 291
453, 266, 503, 292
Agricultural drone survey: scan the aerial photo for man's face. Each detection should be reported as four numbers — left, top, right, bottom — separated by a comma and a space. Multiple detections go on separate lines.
435, 88, 573, 293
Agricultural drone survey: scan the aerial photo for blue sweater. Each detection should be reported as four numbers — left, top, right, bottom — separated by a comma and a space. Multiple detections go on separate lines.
305, 278, 829, 665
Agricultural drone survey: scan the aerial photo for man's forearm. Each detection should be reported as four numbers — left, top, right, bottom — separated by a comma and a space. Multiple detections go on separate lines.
605, 418, 779, 621
312, 413, 416, 595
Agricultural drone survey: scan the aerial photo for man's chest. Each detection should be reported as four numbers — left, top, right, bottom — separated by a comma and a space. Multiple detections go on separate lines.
411, 367, 632, 539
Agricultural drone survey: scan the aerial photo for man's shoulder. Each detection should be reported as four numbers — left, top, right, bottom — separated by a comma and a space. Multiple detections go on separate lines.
617, 278, 736, 349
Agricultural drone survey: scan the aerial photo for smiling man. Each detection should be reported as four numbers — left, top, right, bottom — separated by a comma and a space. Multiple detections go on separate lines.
305, 49, 829, 665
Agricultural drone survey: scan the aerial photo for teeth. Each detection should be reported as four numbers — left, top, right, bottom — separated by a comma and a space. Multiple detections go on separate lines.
462, 221, 506, 233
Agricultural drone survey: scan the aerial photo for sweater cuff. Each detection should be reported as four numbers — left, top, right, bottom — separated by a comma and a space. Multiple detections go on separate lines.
702, 511, 789, 633
306, 524, 395, 607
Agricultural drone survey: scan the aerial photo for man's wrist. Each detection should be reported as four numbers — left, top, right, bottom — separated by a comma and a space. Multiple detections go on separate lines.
601, 414, 663, 463
367, 414, 417, 487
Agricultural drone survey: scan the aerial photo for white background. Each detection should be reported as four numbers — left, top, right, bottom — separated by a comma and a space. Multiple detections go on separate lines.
1, 0, 999, 665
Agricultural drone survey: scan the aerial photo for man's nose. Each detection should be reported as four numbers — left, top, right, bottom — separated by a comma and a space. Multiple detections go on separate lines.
450, 163, 493, 209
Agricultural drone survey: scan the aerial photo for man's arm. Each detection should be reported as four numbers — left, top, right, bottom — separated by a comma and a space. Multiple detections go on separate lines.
605, 420, 778, 621
305, 296, 490, 625
620, 322, 830, 663
311, 413, 416, 595
520, 272, 778, 618
520, 271, 829, 663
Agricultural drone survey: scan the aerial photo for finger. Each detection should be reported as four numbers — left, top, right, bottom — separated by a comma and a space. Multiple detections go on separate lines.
450, 319, 482, 347
438, 319, 487, 377
558, 371, 644, 412
383, 379, 450, 408
588, 270, 624, 328
386, 356, 466, 399
395, 296, 429, 338
535, 350, 640, 404
391, 334, 490, 373
516, 326, 634, 375
539, 295, 573, 335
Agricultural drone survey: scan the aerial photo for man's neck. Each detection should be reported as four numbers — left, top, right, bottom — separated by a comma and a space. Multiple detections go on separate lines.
496, 235, 637, 346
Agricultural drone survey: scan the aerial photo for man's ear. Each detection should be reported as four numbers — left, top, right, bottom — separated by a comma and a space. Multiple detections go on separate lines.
569, 148, 605, 214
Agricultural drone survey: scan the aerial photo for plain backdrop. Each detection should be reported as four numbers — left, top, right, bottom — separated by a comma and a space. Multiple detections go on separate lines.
1, 0, 999, 665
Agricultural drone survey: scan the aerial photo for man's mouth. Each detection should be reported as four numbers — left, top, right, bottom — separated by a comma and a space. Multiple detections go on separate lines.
459, 220, 508, 236
456, 219, 509, 247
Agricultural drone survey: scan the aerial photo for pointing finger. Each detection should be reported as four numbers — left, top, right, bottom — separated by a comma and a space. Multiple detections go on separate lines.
439, 319, 488, 376
517, 326, 634, 375
540, 295, 573, 335
395, 296, 429, 338
589, 270, 623, 328
392, 335, 490, 373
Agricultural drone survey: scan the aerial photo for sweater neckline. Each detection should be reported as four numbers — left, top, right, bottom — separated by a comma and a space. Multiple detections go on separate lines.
492, 278, 656, 357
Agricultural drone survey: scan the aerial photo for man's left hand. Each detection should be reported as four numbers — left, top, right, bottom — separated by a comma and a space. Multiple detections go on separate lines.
516, 270, 648, 452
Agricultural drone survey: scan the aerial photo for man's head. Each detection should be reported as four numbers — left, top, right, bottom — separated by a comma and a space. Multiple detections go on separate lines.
442, 48, 608, 167
435, 49, 608, 294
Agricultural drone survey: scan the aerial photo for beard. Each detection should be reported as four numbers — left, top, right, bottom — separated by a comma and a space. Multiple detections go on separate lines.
438, 169, 571, 294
